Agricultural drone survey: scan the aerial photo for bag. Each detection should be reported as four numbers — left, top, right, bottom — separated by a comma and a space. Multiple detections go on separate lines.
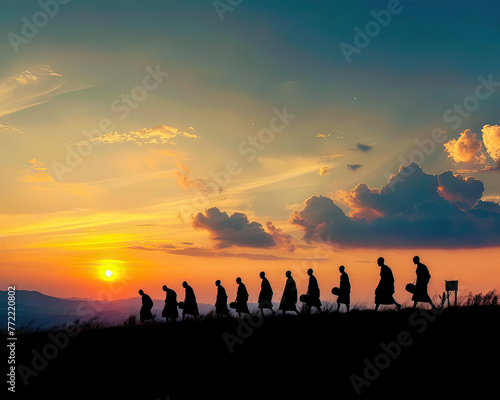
405, 283, 415, 294
229, 301, 237, 309
299, 294, 309, 303
177, 301, 184, 309
331, 287, 340, 296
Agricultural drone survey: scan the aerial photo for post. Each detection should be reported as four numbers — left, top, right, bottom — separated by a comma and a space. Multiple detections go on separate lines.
445, 280, 459, 307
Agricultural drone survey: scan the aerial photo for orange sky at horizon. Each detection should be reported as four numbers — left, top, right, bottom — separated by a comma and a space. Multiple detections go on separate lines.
3, 237, 498, 306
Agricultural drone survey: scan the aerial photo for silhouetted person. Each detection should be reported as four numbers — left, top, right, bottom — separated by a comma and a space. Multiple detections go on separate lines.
182, 281, 199, 321
258, 271, 275, 316
338, 265, 351, 312
375, 257, 401, 311
235, 277, 250, 318
412, 256, 436, 309
305, 268, 322, 313
215, 280, 229, 317
138, 289, 155, 324
279, 271, 299, 315
161, 285, 178, 322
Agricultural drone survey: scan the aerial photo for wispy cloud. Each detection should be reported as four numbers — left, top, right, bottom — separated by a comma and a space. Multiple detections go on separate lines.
24, 158, 55, 183
129, 242, 294, 260
66, 124, 201, 147
0, 65, 68, 118
0, 124, 23, 134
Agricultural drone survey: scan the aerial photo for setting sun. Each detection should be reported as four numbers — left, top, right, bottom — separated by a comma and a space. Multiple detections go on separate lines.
104, 270, 113, 278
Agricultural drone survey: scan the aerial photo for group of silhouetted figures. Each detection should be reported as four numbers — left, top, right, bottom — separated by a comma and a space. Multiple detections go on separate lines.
138, 256, 436, 324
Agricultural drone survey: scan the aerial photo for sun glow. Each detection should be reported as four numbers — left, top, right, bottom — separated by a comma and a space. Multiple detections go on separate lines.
97, 259, 125, 281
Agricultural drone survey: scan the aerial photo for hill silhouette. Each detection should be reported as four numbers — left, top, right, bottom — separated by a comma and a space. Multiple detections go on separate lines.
8, 304, 499, 400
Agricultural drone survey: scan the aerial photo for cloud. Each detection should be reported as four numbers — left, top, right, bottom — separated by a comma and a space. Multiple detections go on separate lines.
66, 124, 200, 147
174, 163, 206, 190
443, 129, 486, 165
317, 153, 344, 160
192, 207, 295, 252
317, 166, 329, 176
24, 158, 55, 183
0, 65, 70, 118
265, 222, 296, 252
290, 163, 500, 248
129, 242, 294, 260
347, 164, 363, 172
482, 124, 500, 169
193, 207, 276, 249
0, 124, 23, 134
350, 143, 374, 152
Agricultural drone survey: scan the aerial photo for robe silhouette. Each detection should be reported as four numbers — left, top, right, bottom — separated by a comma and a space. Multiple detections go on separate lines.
139, 291, 154, 322
338, 270, 351, 306
258, 276, 273, 309
161, 287, 179, 320
280, 274, 298, 312
215, 284, 229, 316
236, 281, 250, 314
375, 263, 397, 305
412, 260, 432, 303
183, 283, 199, 317
306, 273, 322, 309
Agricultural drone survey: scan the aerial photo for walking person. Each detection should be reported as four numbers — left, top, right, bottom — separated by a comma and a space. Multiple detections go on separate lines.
375, 257, 401, 311
337, 265, 351, 312
258, 271, 275, 316
235, 277, 250, 318
215, 280, 229, 317
411, 256, 436, 309
304, 268, 322, 314
182, 281, 199, 321
138, 289, 156, 324
279, 271, 299, 315
161, 285, 179, 322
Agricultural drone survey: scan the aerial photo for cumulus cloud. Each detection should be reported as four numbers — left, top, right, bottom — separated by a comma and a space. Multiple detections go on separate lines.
67, 124, 200, 147
193, 207, 295, 251
290, 163, 500, 248
265, 221, 296, 252
347, 164, 363, 172
443, 129, 486, 165
193, 208, 276, 249
482, 124, 500, 169
350, 143, 374, 152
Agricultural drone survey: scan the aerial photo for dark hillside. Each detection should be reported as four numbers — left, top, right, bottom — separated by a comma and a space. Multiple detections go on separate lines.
9, 307, 499, 400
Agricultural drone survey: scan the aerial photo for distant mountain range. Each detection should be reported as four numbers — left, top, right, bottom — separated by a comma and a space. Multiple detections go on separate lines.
0, 290, 271, 330
0, 290, 216, 330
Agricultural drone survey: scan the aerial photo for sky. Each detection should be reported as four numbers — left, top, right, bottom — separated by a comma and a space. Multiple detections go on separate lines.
1, 0, 499, 306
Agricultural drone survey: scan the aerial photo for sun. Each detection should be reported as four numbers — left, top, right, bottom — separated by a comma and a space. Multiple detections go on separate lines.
96, 259, 125, 281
